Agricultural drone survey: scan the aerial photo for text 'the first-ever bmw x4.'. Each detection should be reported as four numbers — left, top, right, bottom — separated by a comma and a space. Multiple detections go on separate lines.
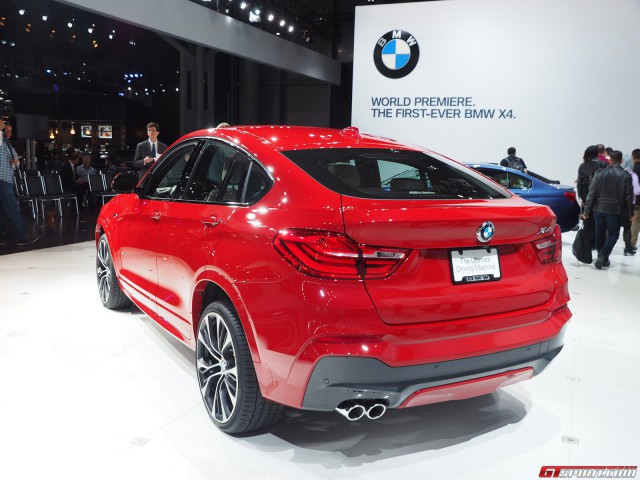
96, 126, 571, 434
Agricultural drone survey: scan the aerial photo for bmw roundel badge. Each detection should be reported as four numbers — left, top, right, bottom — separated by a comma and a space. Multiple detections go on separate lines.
373, 30, 420, 79
476, 221, 495, 243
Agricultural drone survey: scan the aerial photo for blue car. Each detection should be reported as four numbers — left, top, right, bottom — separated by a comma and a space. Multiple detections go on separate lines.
467, 163, 580, 232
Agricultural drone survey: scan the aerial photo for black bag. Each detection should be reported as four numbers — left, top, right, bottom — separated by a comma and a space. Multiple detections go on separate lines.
572, 225, 593, 264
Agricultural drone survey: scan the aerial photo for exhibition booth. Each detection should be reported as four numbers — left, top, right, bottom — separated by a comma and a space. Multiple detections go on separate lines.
1, 1, 639, 479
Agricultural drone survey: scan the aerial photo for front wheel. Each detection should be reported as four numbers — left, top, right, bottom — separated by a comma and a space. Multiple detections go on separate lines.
96, 234, 132, 310
196, 300, 283, 434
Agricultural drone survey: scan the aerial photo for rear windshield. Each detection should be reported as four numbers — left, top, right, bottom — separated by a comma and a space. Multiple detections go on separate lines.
282, 148, 509, 200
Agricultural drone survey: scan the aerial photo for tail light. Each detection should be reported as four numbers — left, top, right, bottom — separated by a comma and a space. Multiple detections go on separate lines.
564, 191, 577, 203
532, 224, 562, 264
273, 229, 408, 280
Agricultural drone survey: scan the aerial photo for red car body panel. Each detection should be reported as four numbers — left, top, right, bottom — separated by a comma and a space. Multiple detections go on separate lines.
398, 367, 534, 408
96, 125, 571, 412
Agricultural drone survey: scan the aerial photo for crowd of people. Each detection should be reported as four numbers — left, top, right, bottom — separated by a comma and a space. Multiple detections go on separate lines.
0, 119, 217, 248
576, 144, 640, 269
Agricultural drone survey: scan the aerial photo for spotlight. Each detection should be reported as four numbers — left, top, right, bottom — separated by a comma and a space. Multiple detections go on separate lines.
267, 13, 274, 21
240, 2, 247, 9
249, 9, 261, 23
67, 22, 73, 28
42, 15, 48, 21
279, 19, 285, 27
18, 9, 25, 15
288, 25, 293, 33
88, 27, 93, 33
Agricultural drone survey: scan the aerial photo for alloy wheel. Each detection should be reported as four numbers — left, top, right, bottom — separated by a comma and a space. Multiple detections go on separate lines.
197, 312, 238, 424
96, 238, 112, 305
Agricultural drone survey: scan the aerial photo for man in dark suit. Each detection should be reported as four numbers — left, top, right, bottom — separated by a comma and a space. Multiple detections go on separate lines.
133, 122, 167, 180
60, 148, 80, 193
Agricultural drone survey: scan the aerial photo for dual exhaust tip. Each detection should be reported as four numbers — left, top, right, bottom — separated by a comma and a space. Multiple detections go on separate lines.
335, 400, 387, 421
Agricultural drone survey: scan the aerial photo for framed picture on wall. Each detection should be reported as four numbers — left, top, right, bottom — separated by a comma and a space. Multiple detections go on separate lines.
81, 125, 92, 138
98, 125, 113, 139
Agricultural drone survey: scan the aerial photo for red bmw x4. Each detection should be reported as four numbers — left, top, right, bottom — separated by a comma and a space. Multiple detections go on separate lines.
95, 126, 571, 434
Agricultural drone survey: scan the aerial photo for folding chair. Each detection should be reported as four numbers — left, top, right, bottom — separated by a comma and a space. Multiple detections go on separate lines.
24, 175, 65, 218
43, 175, 79, 216
88, 174, 117, 206
13, 173, 37, 219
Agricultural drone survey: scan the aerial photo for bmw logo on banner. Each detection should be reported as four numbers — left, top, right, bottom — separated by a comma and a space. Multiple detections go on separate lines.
374, 30, 420, 79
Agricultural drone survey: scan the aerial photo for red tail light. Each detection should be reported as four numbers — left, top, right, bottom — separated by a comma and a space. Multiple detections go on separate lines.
273, 229, 408, 280
564, 191, 577, 203
532, 225, 562, 264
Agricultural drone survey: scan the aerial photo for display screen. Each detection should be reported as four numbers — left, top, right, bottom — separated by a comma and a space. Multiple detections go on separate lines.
98, 125, 112, 139
81, 125, 92, 138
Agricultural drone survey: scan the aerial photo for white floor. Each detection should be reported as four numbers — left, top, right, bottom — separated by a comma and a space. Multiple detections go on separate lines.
0, 233, 639, 480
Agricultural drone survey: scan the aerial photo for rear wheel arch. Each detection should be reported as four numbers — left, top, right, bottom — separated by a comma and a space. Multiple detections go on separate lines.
192, 280, 262, 365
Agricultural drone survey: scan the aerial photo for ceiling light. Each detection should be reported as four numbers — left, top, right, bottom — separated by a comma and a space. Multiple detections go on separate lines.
67, 22, 73, 28
240, 2, 247, 9
279, 19, 285, 27
42, 15, 48, 21
88, 27, 93, 33
288, 25, 293, 33
18, 9, 25, 15
249, 10, 260, 23
267, 13, 274, 21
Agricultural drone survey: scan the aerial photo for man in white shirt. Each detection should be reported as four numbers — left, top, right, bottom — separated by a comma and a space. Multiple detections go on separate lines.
133, 122, 167, 180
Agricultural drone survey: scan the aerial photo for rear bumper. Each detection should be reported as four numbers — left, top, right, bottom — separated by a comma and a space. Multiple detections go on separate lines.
301, 323, 566, 411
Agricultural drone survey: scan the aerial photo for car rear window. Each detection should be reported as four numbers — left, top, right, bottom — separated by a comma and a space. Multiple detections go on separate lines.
282, 148, 509, 200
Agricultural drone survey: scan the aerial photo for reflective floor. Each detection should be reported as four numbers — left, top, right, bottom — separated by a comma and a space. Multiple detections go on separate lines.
0, 202, 99, 255
0, 232, 638, 480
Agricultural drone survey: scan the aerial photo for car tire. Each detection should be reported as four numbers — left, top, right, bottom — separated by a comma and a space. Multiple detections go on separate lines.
96, 234, 132, 310
196, 300, 284, 434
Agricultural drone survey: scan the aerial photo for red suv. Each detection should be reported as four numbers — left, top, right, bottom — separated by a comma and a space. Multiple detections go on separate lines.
96, 126, 571, 434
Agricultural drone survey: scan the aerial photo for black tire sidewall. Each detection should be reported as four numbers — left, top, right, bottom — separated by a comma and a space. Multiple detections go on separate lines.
197, 301, 254, 433
97, 234, 122, 309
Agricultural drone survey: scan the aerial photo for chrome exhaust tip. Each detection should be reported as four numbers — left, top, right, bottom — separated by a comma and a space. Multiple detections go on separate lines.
335, 402, 367, 421
365, 403, 386, 420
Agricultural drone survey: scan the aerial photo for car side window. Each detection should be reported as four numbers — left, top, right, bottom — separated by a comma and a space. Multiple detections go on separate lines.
243, 162, 271, 203
147, 142, 199, 199
508, 173, 532, 190
219, 153, 251, 203
183, 141, 237, 202
478, 168, 509, 188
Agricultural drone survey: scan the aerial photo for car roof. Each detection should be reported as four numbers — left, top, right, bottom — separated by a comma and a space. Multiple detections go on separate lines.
182, 125, 414, 152
466, 163, 524, 174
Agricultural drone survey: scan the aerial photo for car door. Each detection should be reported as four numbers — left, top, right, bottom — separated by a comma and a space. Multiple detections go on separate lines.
155, 140, 251, 340
118, 140, 201, 315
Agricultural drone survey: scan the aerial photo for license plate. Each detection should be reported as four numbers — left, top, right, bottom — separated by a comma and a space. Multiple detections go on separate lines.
450, 248, 501, 284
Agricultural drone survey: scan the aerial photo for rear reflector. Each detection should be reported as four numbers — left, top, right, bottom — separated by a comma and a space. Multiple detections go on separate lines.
398, 367, 534, 408
532, 224, 562, 264
564, 191, 577, 203
274, 229, 408, 280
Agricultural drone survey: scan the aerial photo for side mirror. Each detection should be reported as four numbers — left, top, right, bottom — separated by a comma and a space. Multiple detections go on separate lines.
112, 171, 138, 193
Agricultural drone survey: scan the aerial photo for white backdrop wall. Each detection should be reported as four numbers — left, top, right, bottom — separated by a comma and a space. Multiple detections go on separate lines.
352, 0, 640, 185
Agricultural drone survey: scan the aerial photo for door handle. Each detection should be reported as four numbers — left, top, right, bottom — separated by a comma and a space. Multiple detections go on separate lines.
201, 215, 222, 228
150, 211, 161, 221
